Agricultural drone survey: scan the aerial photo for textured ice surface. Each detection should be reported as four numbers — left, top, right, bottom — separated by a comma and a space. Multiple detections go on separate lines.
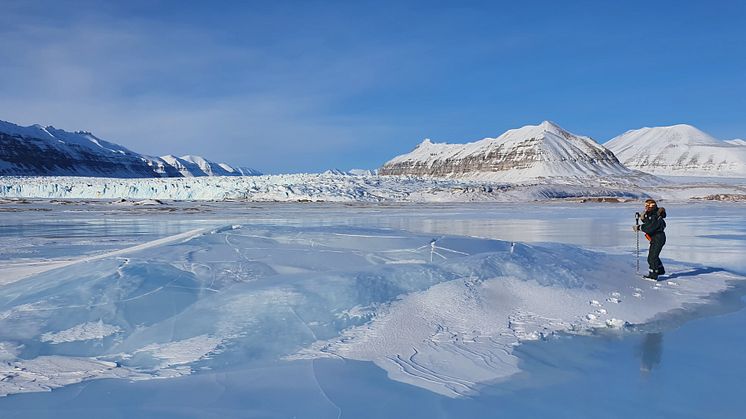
0, 174, 651, 202
1, 213, 743, 398
1, 173, 744, 203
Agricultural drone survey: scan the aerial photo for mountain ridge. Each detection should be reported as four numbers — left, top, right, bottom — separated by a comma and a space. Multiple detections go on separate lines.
379, 121, 641, 182
0, 119, 261, 178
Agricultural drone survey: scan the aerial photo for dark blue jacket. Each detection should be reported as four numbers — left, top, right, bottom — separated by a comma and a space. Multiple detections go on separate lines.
641, 207, 666, 237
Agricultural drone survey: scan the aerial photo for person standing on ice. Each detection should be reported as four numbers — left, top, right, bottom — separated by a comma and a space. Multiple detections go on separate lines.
633, 199, 667, 280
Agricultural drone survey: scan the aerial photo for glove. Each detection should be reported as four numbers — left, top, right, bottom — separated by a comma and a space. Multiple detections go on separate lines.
632, 225, 640, 232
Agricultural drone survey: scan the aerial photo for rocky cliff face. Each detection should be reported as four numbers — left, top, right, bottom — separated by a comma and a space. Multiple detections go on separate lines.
379, 121, 632, 182
0, 120, 260, 178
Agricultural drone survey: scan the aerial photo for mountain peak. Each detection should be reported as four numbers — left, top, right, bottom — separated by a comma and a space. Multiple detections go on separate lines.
612, 124, 720, 147
503, 121, 573, 140
656, 124, 709, 138
381, 121, 627, 181
539, 120, 563, 132
417, 138, 433, 147
606, 124, 746, 177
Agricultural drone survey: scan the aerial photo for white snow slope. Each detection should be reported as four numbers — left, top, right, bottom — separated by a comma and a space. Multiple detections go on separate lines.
606, 124, 746, 177
380, 121, 645, 182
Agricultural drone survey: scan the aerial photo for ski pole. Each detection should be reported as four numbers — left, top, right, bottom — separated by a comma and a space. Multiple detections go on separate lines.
635, 212, 640, 273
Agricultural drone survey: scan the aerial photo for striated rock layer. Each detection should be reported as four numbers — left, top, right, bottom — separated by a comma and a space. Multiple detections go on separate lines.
379, 121, 635, 182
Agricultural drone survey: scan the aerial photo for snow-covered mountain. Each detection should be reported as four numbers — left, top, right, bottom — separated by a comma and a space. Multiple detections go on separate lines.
726, 139, 746, 146
159, 155, 261, 177
379, 121, 638, 182
220, 164, 262, 176
605, 125, 746, 177
322, 169, 347, 176
322, 168, 378, 176
347, 168, 377, 176
0, 119, 261, 177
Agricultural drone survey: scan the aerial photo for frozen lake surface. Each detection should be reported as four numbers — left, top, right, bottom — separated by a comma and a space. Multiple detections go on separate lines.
1, 200, 745, 417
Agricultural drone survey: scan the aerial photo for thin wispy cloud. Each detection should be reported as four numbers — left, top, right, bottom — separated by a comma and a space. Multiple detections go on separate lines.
0, 2, 432, 172
1, 1, 745, 172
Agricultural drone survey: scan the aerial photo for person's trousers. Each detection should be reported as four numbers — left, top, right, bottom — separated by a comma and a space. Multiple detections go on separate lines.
648, 233, 666, 273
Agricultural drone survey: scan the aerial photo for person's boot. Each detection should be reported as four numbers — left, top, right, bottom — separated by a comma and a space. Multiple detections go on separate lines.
643, 269, 659, 281
657, 266, 665, 276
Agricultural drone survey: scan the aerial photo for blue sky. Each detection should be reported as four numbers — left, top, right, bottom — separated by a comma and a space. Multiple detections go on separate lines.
1, 0, 745, 173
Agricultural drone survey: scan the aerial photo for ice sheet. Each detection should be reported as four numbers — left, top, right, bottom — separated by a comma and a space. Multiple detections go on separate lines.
1, 211, 743, 398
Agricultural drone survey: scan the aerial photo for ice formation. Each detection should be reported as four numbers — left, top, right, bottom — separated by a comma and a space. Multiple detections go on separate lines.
0, 223, 741, 398
0, 174, 652, 202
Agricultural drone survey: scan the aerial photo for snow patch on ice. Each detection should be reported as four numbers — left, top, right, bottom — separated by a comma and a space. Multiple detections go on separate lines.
605, 318, 626, 328
129, 335, 223, 369
0, 356, 144, 397
40, 321, 121, 344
